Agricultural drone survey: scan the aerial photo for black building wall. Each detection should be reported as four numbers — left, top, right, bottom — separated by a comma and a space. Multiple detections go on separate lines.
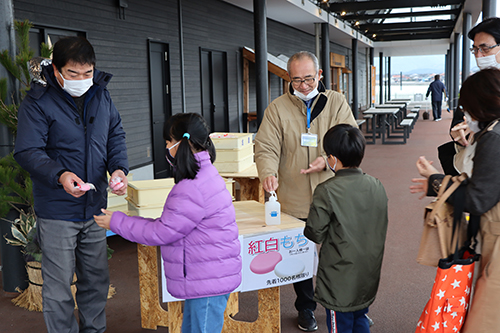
13, 0, 358, 170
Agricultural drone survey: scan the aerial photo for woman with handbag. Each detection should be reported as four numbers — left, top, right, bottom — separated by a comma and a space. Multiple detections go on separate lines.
438, 18, 500, 176
411, 68, 500, 332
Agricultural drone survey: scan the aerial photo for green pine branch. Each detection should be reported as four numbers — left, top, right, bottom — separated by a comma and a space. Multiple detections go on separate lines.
0, 153, 33, 218
0, 49, 21, 81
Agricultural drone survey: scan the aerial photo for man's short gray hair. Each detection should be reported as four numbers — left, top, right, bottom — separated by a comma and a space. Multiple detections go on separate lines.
287, 51, 320, 74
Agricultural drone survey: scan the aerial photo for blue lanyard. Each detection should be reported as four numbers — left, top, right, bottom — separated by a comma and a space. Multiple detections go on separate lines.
307, 106, 311, 130
305, 99, 314, 130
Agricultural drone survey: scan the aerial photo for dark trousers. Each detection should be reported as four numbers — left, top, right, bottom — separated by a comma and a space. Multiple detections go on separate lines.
293, 278, 317, 311
432, 100, 442, 120
295, 218, 317, 312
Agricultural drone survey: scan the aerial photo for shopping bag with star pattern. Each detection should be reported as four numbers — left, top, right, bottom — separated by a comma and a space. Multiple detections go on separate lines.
415, 248, 479, 333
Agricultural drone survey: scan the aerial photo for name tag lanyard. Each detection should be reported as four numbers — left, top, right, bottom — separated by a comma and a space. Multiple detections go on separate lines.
307, 106, 311, 133
301, 106, 318, 147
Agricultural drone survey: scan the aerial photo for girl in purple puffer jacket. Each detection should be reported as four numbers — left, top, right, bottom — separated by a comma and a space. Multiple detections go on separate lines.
95, 113, 242, 333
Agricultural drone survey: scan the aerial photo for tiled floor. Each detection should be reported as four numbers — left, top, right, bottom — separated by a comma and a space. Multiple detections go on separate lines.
0, 106, 454, 332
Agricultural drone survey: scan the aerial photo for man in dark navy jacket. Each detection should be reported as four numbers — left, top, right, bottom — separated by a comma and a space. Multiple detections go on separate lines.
14, 37, 128, 333
425, 74, 447, 121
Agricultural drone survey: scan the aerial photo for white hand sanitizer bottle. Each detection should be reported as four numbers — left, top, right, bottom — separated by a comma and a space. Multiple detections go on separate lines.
265, 191, 281, 225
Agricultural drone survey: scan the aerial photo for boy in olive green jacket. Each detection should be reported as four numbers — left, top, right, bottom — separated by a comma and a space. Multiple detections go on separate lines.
304, 124, 388, 333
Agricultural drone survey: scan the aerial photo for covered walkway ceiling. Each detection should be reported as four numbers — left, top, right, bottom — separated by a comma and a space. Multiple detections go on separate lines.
327, 0, 463, 42
223, 0, 482, 57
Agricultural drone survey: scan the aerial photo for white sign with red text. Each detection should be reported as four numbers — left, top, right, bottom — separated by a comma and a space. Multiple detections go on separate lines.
161, 228, 316, 302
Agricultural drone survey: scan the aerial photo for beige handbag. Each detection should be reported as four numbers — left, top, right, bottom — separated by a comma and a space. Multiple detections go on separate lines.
416, 174, 468, 267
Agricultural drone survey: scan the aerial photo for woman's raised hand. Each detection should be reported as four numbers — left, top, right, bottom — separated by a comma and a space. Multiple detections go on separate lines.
450, 117, 471, 146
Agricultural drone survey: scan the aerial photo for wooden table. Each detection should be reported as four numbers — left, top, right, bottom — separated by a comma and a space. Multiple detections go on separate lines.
136, 200, 306, 332
220, 163, 265, 204
375, 103, 407, 130
388, 99, 411, 106
375, 103, 406, 108
363, 108, 400, 144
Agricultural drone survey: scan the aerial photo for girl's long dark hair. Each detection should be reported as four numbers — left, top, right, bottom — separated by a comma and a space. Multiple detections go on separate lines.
163, 113, 216, 183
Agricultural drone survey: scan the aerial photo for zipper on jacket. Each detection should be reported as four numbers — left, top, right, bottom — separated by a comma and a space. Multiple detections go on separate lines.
183, 248, 186, 277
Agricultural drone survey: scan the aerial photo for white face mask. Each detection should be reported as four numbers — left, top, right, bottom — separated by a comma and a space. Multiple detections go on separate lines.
59, 71, 93, 97
475, 50, 500, 70
327, 156, 337, 173
294, 88, 319, 102
464, 111, 481, 133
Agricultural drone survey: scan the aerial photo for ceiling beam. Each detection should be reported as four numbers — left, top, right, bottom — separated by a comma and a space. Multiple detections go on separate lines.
374, 32, 451, 41
328, 0, 463, 13
341, 9, 460, 21
372, 28, 452, 36
360, 20, 455, 32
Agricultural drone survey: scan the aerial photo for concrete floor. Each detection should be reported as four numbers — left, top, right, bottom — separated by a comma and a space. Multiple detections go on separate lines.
0, 105, 453, 332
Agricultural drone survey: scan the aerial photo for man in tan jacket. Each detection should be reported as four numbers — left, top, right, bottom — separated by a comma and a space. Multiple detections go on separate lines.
255, 51, 357, 331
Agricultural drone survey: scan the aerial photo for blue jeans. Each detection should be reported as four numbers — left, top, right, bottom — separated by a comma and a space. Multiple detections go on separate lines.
38, 218, 109, 333
326, 307, 370, 333
182, 293, 230, 333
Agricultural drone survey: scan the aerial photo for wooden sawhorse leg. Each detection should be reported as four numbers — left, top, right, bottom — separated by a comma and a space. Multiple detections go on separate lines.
136, 244, 239, 332
223, 287, 281, 332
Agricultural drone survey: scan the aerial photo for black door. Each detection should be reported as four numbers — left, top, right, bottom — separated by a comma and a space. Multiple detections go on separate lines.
200, 49, 229, 132
149, 41, 172, 179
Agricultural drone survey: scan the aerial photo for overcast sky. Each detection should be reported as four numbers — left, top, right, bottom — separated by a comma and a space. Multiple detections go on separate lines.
373, 6, 500, 75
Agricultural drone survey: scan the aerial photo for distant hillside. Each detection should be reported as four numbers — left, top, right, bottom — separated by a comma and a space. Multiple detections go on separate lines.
403, 68, 443, 75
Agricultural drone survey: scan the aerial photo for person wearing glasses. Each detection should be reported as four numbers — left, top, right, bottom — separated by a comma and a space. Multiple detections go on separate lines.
453, 18, 500, 135
438, 18, 500, 176
254, 51, 357, 332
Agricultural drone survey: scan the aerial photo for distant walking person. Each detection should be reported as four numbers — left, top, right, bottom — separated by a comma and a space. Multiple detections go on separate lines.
425, 74, 447, 121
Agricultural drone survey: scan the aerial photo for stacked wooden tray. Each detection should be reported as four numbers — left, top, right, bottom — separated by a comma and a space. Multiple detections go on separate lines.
126, 178, 234, 218
210, 132, 254, 173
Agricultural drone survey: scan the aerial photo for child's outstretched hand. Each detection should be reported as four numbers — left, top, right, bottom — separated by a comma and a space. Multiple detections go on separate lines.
94, 208, 114, 230
410, 178, 428, 199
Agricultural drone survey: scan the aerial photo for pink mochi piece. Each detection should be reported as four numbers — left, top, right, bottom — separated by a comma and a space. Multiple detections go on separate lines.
78, 183, 91, 191
250, 251, 283, 275
110, 177, 124, 190
111, 181, 124, 190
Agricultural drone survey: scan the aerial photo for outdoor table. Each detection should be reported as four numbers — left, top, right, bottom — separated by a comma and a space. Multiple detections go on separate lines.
375, 103, 406, 112
375, 103, 407, 127
220, 163, 264, 203
385, 100, 408, 110
363, 108, 400, 144
374, 103, 405, 108
136, 200, 309, 332
390, 98, 411, 105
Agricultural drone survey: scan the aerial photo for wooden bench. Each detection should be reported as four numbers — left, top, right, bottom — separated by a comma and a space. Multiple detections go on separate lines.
410, 108, 420, 118
356, 119, 366, 131
406, 113, 418, 129
362, 114, 376, 138
399, 118, 414, 143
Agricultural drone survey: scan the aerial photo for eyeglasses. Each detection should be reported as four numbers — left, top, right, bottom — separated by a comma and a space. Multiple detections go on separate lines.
470, 43, 500, 55
291, 77, 316, 87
